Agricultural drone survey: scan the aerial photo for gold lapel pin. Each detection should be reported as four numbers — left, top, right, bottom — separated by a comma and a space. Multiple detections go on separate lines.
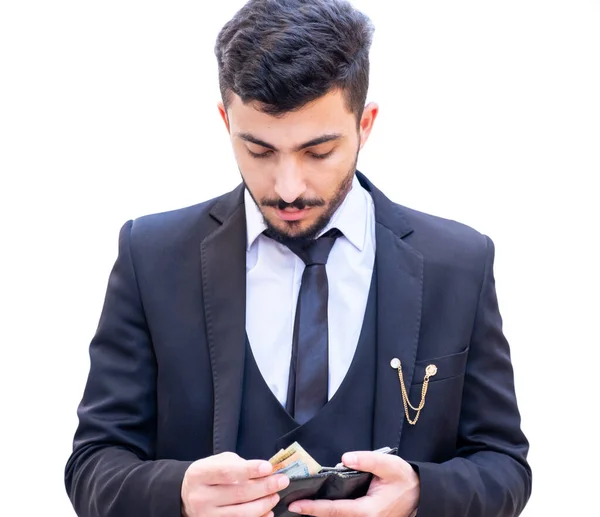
390, 358, 437, 425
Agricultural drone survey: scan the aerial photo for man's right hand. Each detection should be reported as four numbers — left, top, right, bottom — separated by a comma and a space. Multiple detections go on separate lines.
181, 452, 290, 517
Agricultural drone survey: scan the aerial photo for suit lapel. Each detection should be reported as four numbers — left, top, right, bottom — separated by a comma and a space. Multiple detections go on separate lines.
201, 185, 247, 454
356, 173, 424, 450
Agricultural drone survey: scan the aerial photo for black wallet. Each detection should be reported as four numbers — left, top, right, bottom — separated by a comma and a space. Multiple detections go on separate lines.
272, 447, 397, 517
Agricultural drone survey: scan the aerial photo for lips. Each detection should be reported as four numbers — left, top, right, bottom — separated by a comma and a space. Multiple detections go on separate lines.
275, 207, 312, 221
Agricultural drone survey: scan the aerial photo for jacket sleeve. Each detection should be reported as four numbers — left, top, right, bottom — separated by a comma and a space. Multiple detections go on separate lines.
410, 236, 532, 517
64, 220, 193, 517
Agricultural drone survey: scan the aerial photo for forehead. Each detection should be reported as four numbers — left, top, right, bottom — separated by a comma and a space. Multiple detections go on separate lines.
226, 90, 355, 146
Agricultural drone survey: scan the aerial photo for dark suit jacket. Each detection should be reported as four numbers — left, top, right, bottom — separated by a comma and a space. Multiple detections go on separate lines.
65, 172, 531, 517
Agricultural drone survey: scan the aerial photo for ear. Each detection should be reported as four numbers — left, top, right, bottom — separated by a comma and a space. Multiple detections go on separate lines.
358, 102, 379, 149
218, 101, 230, 133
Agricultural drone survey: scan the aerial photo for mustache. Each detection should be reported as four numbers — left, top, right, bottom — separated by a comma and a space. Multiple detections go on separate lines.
260, 197, 326, 210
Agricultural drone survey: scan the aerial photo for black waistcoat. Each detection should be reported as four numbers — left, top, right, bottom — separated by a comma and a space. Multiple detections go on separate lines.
236, 273, 377, 467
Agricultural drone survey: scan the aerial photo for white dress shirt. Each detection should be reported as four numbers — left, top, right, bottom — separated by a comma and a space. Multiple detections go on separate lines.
245, 175, 376, 406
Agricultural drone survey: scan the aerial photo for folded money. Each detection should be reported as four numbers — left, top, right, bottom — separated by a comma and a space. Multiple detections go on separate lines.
269, 442, 321, 477
276, 460, 309, 478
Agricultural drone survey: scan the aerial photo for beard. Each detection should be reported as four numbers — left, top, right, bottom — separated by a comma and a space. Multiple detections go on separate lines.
243, 152, 359, 244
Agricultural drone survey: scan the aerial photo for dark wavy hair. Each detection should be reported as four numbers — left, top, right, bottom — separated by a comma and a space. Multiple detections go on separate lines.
215, 0, 374, 120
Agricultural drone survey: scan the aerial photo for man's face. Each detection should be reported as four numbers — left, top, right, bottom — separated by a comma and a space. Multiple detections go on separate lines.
219, 89, 378, 241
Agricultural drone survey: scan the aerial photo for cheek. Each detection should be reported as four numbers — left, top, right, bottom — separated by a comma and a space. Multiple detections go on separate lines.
308, 153, 353, 185
305, 167, 348, 202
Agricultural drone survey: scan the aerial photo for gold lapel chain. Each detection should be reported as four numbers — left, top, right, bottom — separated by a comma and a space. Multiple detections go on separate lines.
390, 358, 437, 425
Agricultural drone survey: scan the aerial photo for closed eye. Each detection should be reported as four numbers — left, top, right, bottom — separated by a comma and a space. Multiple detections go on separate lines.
248, 149, 273, 159
247, 148, 334, 160
308, 150, 334, 160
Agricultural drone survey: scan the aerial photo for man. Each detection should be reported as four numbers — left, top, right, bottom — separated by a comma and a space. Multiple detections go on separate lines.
65, 0, 532, 516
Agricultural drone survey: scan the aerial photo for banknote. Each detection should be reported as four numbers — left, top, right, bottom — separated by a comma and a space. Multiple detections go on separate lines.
269, 441, 321, 477
269, 447, 295, 466
277, 460, 310, 478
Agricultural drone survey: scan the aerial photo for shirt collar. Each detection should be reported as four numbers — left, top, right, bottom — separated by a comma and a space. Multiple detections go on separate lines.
244, 174, 369, 252
245, 188, 268, 251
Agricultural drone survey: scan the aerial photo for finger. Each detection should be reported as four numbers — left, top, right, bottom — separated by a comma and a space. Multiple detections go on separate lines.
214, 474, 289, 506
341, 451, 407, 480
246, 459, 276, 479
194, 453, 273, 485
219, 492, 280, 517
289, 498, 361, 517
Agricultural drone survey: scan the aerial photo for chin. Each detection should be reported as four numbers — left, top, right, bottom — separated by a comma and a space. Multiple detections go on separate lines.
278, 221, 331, 244
275, 220, 307, 235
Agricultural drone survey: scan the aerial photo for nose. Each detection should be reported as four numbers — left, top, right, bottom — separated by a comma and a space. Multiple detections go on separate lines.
274, 158, 306, 203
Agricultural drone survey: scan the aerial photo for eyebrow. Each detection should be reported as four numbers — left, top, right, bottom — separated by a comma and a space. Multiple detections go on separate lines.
236, 132, 343, 152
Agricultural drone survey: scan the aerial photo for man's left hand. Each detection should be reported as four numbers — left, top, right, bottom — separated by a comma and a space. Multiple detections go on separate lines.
288, 451, 419, 517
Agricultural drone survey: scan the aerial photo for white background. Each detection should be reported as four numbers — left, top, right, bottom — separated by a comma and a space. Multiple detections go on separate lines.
1, 1, 598, 515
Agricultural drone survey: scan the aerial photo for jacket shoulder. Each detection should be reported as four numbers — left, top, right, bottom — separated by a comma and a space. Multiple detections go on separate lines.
125, 188, 242, 251
398, 204, 492, 266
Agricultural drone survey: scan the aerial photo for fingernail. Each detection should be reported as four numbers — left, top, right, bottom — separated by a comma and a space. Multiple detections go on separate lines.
259, 462, 273, 475
289, 503, 302, 513
343, 453, 357, 466
278, 476, 290, 489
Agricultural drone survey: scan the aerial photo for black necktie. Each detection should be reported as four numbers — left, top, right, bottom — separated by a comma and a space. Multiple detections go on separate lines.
274, 229, 342, 424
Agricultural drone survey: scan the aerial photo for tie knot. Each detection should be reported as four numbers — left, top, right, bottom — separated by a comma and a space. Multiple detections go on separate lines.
287, 229, 342, 266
